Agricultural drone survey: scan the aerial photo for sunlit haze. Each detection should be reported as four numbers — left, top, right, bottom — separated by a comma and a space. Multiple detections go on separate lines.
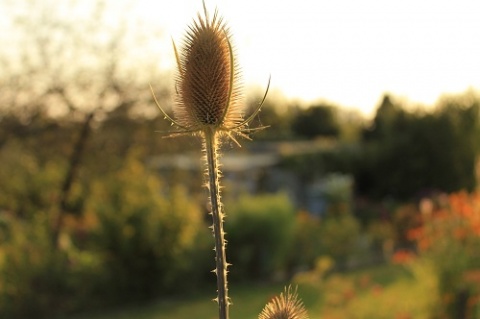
125, 0, 479, 116
6, 0, 473, 117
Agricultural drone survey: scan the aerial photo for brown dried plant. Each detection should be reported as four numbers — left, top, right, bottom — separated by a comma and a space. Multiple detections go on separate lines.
151, 2, 268, 319
151, 3, 269, 144
258, 286, 309, 319
151, 3, 311, 319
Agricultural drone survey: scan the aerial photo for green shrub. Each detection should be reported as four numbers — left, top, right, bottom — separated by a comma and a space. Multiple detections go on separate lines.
289, 211, 365, 273
225, 193, 296, 281
289, 212, 323, 270
0, 145, 105, 318
408, 192, 480, 317
0, 213, 105, 319
0, 153, 213, 317
0, 142, 65, 218
318, 261, 438, 318
319, 213, 362, 269
294, 262, 437, 319
85, 157, 209, 301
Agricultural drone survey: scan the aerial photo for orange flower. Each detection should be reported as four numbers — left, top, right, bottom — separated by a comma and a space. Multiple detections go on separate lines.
406, 227, 423, 241
418, 238, 431, 252
453, 227, 468, 240
391, 250, 416, 264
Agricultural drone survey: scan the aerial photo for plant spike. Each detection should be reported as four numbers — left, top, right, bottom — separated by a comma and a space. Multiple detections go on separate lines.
151, 2, 270, 318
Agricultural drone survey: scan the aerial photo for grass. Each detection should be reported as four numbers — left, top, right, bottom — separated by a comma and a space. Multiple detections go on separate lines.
63, 264, 433, 319
63, 282, 292, 319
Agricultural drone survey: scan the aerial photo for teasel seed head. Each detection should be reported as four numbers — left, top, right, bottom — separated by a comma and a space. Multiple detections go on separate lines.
174, 5, 242, 130
151, 2, 270, 144
258, 286, 309, 319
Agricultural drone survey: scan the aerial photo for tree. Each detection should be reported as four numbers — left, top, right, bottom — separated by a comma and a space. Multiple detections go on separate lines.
292, 104, 340, 139
362, 94, 403, 141
0, 0, 170, 246
356, 92, 480, 200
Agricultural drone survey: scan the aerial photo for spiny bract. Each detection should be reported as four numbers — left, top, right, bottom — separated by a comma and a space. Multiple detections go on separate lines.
151, 3, 269, 144
258, 286, 309, 319
174, 7, 242, 130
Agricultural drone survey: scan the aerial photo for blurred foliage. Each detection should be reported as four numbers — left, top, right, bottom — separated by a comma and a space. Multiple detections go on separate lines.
0, 142, 65, 218
83, 155, 211, 302
280, 143, 362, 187
225, 193, 296, 281
275, 91, 480, 202
0, 145, 212, 317
245, 93, 360, 143
321, 261, 438, 319
1, 84, 479, 318
319, 213, 362, 269
292, 104, 340, 139
1, 2, 479, 316
290, 211, 364, 273
289, 212, 324, 271
357, 93, 480, 200
246, 95, 296, 141
406, 191, 480, 318
287, 172, 368, 274
294, 261, 438, 319
0, 212, 106, 318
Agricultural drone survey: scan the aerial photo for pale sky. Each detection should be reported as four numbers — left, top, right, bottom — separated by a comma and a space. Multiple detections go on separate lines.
127, 0, 479, 116
7, 0, 475, 116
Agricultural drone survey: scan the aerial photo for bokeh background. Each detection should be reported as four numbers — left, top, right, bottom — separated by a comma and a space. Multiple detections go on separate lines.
1, 0, 479, 318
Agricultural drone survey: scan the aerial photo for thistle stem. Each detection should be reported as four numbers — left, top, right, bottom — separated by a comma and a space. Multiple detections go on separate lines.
204, 127, 229, 319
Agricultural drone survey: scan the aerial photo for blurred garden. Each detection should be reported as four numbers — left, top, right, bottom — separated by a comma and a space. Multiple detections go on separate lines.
1, 1, 480, 319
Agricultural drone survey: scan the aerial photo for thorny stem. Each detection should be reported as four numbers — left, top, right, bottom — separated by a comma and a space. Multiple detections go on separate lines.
204, 127, 229, 319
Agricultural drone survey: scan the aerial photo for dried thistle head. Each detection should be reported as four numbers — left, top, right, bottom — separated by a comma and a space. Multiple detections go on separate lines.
258, 286, 309, 319
151, 2, 269, 143
174, 5, 241, 130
